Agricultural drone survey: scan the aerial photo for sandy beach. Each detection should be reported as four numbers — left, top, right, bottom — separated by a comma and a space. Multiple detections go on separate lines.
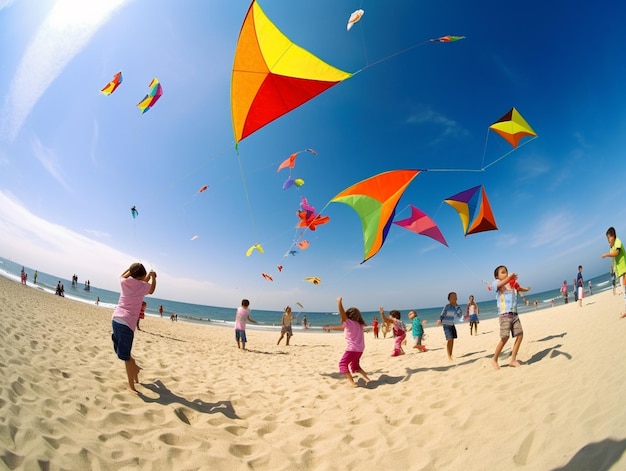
1, 275, 625, 470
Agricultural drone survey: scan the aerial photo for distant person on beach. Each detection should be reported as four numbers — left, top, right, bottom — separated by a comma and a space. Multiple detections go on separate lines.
159, 304, 163, 317
467, 295, 480, 336
323, 297, 370, 387
379, 307, 407, 357
20, 271, 27, 284
437, 292, 462, 362
576, 266, 584, 307
96, 296, 100, 306
302, 314, 308, 329
372, 316, 379, 339
55, 281, 65, 297
491, 265, 530, 370
137, 301, 146, 330
170, 312, 177, 322
33, 270, 38, 284
111, 263, 157, 392
408, 310, 426, 351
277, 306, 294, 346
235, 299, 257, 350
601, 226, 626, 317
588, 280, 592, 296
561, 280, 568, 304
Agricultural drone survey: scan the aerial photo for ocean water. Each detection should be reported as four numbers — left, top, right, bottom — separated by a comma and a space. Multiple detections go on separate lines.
0, 255, 614, 331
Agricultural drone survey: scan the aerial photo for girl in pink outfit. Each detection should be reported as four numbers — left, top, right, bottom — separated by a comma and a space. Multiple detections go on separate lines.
379, 307, 407, 356
324, 297, 371, 387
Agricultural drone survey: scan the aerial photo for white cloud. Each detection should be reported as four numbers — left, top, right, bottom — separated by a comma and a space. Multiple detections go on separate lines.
0, 0, 131, 141
31, 136, 71, 191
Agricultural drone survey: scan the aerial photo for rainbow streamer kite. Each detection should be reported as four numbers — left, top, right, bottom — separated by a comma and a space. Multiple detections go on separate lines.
331, 169, 420, 263
444, 185, 497, 236
231, 0, 352, 144
136, 78, 163, 114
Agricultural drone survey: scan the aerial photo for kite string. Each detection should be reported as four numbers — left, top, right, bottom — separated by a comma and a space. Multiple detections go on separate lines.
353, 40, 430, 75
480, 136, 537, 171
235, 150, 259, 241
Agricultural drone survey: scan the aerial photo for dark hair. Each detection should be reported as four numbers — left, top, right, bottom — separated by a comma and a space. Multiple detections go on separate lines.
129, 262, 147, 279
241, 299, 250, 307
346, 307, 366, 325
607, 227, 616, 237
494, 265, 507, 279
390, 309, 401, 319
447, 292, 456, 301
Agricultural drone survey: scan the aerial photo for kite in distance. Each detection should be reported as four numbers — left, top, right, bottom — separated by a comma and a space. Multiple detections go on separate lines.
331, 170, 420, 263
444, 185, 497, 236
231, 1, 352, 144
393, 205, 448, 247
190, 235, 199, 241
429, 35, 466, 43
246, 243, 264, 256
198, 185, 209, 193
130, 206, 139, 218
277, 149, 317, 172
305, 277, 321, 285
347, 9, 364, 31
137, 78, 163, 113
282, 177, 305, 190
100, 71, 123, 95
297, 240, 310, 250
296, 197, 330, 231
262, 273, 273, 281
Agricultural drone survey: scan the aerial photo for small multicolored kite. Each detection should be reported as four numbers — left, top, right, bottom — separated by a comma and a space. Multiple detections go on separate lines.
297, 197, 330, 231
331, 170, 420, 263
282, 177, 305, 190
393, 205, 448, 247
101, 71, 123, 95
246, 243, 264, 256
231, 1, 352, 144
130, 205, 139, 219
444, 185, 497, 236
137, 78, 163, 113
429, 35, 466, 43
347, 9, 364, 31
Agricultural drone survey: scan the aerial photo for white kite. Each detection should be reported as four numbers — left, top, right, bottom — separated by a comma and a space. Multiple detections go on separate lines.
347, 9, 364, 31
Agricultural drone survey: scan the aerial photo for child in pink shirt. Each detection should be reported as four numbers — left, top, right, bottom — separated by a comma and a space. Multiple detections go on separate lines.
324, 297, 371, 387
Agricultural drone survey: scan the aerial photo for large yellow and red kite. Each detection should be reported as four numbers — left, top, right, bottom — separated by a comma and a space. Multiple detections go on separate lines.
231, 1, 352, 144
331, 170, 420, 263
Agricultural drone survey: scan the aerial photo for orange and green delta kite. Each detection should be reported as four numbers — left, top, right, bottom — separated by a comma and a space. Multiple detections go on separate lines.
331, 170, 420, 263
231, 1, 352, 145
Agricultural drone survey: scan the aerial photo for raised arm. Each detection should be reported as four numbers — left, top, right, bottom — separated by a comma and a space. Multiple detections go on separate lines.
379, 307, 391, 324
147, 270, 157, 295
338, 297, 347, 323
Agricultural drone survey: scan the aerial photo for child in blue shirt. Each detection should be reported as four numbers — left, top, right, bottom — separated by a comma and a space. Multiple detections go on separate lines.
491, 265, 530, 370
437, 292, 462, 361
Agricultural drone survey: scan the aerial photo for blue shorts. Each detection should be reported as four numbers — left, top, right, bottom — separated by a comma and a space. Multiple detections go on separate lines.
112, 320, 134, 361
443, 324, 457, 340
235, 329, 247, 343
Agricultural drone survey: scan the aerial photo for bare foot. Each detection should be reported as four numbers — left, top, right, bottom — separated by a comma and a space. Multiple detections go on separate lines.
491, 359, 501, 370
447, 356, 454, 362
509, 360, 521, 368
620, 313, 626, 319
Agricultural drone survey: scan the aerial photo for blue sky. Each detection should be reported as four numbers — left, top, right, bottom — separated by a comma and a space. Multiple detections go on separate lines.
1, 0, 625, 312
